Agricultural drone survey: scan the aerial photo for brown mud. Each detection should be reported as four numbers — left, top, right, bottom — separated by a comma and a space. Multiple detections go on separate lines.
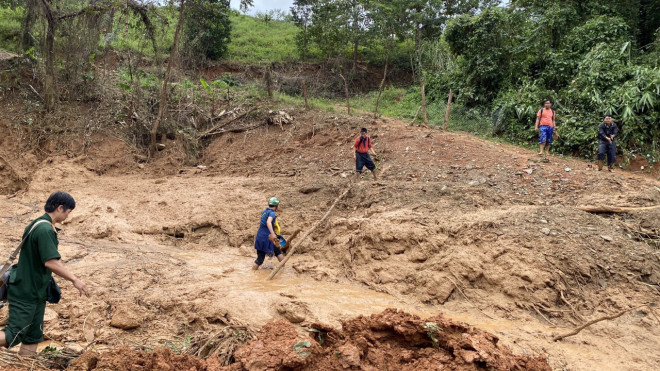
0, 107, 659, 370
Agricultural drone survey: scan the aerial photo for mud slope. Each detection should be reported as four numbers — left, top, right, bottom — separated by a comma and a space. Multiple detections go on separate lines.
0, 108, 658, 370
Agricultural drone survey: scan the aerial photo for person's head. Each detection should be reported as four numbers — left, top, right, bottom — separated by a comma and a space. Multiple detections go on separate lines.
268, 197, 280, 211
544, 99, 552, 109
44, 191, 76, 223
360, 127, 368, 138
604, 114, 613, 124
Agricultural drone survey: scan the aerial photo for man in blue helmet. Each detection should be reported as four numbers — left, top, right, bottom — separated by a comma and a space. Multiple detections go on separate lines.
253, 197, 285, 270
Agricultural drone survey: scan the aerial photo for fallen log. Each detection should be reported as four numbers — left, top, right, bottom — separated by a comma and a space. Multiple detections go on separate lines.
578, 205, 660, 214
198, 105, 264, 139
267, 185, 351, 280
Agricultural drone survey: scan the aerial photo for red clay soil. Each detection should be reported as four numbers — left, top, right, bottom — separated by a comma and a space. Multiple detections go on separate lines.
67, 309, 550, 371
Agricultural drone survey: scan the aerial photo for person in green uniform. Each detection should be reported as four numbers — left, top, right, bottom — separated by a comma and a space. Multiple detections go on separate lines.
0, 191, 90, 355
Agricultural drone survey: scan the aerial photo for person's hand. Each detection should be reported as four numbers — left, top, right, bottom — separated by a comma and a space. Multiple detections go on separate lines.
607, 138, 612, 144
73, 279, 90, 298
534, 127, 539, 132
269, 233, 278, 244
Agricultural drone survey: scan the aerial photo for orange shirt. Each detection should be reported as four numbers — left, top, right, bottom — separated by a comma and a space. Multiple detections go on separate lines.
354, 136, 372, 154
537, 108, 555, 127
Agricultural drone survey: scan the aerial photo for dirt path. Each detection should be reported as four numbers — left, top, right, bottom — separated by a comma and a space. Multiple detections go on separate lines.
0, 111, 659, 370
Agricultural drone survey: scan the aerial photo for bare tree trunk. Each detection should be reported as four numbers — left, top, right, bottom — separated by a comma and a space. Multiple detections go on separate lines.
150, 0, 185, 156
21, 1, 37, 51
302, 79, 309, 110
421, 77, 428, 126
374, 46, 390, 118
340, 73, 351, 115
352, 39, 358, 71
265, 68, 272, 98
38, 0, 56, 111
443, 89, 453, 130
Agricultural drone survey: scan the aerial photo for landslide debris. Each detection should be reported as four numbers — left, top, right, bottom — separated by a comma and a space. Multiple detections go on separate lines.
68, 309, 551, 371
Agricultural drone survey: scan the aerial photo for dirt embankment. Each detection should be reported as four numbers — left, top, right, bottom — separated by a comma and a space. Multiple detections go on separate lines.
0, 103, 659, 370
68, 309, 550, 371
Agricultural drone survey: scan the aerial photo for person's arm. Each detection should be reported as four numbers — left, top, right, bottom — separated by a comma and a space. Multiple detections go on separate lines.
44, 259, 90, 297
611, 124, 618, 140
598, 124, 607, 142
266, 216, 278, 244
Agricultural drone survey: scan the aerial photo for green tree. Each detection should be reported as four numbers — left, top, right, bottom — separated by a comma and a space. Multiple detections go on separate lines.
183, 0, 231, 60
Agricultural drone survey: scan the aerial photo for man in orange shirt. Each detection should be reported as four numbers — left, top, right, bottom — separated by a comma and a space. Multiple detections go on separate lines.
534, 99, 558, 159
353, 128, 379, 181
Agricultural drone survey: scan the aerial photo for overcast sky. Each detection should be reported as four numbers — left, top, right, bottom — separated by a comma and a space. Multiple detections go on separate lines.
230, 0, 294, 14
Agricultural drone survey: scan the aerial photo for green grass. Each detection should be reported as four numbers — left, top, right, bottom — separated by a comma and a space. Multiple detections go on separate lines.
107, 10, 300, 62
0, 6, 24, 53
276, 93, 338, 112
334, 87, 495, 137
226, 13, 298, 63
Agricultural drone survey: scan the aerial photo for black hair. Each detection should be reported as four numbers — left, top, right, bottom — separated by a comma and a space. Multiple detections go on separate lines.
604, 114, 613, 118
544, 99, 552, 104
360, 128, 368, 133
44, 191, 76, 213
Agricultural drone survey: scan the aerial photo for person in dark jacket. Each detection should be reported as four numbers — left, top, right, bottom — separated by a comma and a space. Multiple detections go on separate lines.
597, 115, 618, 171
253, 197, 284, 270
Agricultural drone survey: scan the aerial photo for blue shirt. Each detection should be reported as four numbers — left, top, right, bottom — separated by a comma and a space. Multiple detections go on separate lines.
258, 208, 276, 235
255, 208, 277, 253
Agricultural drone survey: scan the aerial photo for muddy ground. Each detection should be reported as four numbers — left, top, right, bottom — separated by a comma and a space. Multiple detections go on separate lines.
0, 107, 659, 370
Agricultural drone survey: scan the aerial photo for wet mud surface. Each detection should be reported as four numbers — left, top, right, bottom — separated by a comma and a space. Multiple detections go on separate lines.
0, 111, 659, 370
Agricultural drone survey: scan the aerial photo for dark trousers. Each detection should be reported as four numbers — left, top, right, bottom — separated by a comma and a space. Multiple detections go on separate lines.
597, 140, 616, 166
355, 152, 376, 173
255, 246, 283, 266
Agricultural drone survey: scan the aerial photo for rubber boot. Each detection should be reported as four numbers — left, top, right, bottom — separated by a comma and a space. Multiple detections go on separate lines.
597, 160, 603, 171
608, 164, 613, 172
355, 172, 361, 182
372, 169, 379, 181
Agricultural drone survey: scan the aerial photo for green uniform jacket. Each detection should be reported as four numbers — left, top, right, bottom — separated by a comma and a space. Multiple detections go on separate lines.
8, 214, 61, 303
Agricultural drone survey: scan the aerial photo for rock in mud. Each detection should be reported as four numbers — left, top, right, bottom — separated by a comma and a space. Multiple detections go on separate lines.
276, 301, 308, 323
110, 303, 143, 330
299, 185, 322, 194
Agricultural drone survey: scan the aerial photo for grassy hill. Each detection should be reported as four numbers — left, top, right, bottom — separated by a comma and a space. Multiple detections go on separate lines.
0, 6, 299, 63
226, 13, 299, 63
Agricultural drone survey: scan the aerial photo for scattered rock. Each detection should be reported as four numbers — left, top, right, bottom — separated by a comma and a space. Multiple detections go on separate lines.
337, 343, 362, 368
300, 185, 322, 194
276, 301, 309, 324
43, 308, 59, 323
601, 235, 613, 242
110, 303, 143, 330
565, 167, 571, 172
524, 169, 533, 175
541, 228, 551, 235
540, 219, 548, 224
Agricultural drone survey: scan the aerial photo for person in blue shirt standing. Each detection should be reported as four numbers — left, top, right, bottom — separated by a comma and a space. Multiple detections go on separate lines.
253, 197, 284, 270
597, 115, 618, 172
